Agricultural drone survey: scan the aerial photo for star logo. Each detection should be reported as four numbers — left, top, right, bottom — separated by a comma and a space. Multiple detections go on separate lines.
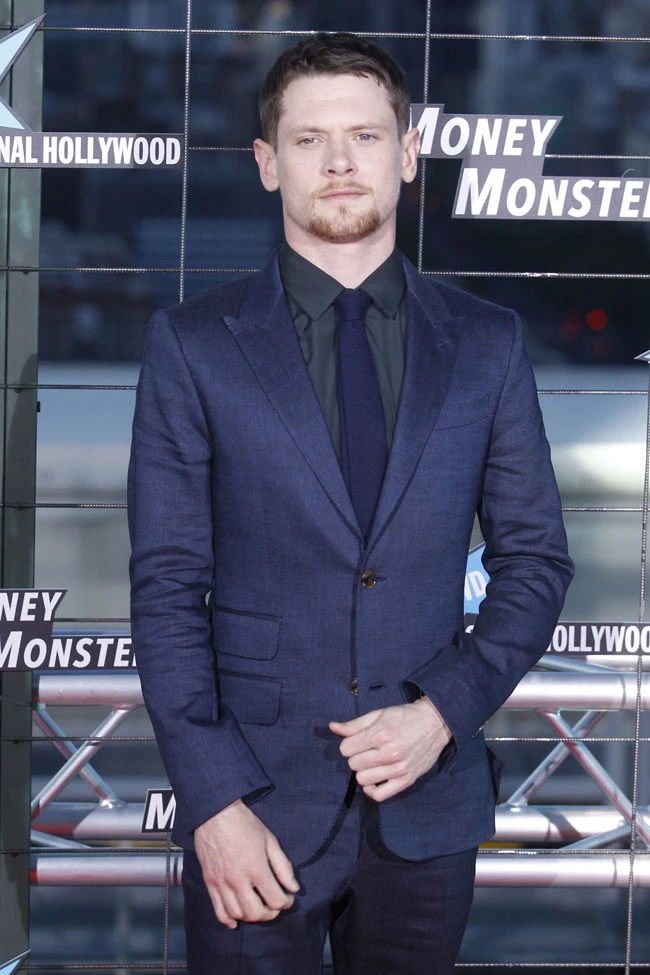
0, 17, 44, 130
0, 952, 30, 975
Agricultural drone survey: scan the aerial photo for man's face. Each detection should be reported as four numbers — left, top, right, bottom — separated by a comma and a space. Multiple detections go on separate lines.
254, 73, 419, 246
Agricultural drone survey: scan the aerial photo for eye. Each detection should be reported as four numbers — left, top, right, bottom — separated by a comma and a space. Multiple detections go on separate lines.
357, 133, 376, 141
298, 136, 318, 145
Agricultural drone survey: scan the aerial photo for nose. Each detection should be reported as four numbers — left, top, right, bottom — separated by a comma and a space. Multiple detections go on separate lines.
321, 137, 356, 177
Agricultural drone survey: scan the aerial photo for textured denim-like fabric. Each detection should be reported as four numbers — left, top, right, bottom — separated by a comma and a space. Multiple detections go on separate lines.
128, 249, 574, 863
182, 787, 477, 975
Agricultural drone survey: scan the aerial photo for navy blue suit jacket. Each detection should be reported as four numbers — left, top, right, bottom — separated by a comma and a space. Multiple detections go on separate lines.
127, 250, 573, 863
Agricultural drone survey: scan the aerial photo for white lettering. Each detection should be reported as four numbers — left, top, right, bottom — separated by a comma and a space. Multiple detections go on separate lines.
41, 591, 65, 622
25, 136, 37, 164
166, 138, 181, 166
506, 178, 536, 217
10, 138, 25, 164
454, 168, 506, 216
568, 179, 595, 218
114, 637, 132, 667
471, 117, 503, 156
538, 178, 568, 217
42, 135, 57, 164
552, 625, 568, 653
133, 137, 149, 165
0, 631, 22, 668
530, 117, 557, 156
144, 792, 176, 831
49, 638, 72, 668
440, 117, 471, 156
73, 637, 92, 669
620, 179, 644, 218
58, 136, 74, 165
597, 179, 621, 218
20, 592, 38, 621
605, 626, 625, 653
0, 592, 18, 621
74, 136, 87, 165
24, 638, 47, 669
416, 107, 441, 155
96, 637, 114, 668
86, 136, 99, 164
625, 627, 640, 653
503, 119, 526, 156
150, 137, 165, 166
98, 136, 113, 165
112, 137, 133, 165
591, 625, 606, 652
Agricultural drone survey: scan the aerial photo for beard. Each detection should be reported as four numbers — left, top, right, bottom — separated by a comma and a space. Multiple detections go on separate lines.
306, 183, 382, 243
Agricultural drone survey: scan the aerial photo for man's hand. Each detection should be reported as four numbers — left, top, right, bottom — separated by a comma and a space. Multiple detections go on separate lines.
329, 698, 452, 802
193, 799, 300, 929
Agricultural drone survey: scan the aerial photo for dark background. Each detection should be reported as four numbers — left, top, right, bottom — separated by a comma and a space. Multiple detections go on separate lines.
38, 0, 650, 367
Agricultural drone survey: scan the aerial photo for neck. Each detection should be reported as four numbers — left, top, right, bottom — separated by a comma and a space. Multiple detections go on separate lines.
284, 220, 396, 287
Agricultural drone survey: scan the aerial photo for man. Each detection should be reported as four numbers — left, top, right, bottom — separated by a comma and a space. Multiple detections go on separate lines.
128, 32, 573, 975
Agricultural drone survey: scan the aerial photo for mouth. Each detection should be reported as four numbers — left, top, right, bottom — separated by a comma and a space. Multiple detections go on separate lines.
319, 188, 367, 201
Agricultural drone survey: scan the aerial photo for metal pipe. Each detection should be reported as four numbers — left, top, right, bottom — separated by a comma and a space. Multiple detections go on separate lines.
30, 707, 135, 820
542, 710, 650, 848
33, 671, 650, 710
29, 852, 650, 887
32, 802, 650, 843
32, 706, 123, 807
505, 710, 605, 806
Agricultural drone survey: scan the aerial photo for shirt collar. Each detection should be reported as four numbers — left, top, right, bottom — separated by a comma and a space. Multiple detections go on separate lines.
279, 242, 405, 320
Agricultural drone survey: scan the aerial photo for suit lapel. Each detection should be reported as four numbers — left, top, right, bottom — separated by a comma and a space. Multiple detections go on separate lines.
367, 261, 462, 550
223, 254, 362, 538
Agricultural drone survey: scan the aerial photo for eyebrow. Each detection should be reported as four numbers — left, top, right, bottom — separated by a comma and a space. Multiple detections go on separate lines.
287, 123, 391, 136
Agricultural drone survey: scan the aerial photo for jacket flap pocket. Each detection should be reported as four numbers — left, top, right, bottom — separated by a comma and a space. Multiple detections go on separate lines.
213, 607, 280, 660
218, 671, 281, 726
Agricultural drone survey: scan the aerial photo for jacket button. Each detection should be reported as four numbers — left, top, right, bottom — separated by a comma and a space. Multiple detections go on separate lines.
348, 678, 359, 695
361, 570, 377, 589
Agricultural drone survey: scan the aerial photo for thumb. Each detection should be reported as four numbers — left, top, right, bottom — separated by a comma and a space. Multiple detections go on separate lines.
329, 710, 379, 737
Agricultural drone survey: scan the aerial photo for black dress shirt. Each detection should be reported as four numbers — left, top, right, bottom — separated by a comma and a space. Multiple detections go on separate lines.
279, 243, 407, 460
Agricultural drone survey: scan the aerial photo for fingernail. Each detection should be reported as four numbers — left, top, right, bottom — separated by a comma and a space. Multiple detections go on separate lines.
291, 877, 300, 891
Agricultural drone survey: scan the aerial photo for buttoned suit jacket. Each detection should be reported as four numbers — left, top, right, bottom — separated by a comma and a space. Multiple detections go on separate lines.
127, 249, 573, 863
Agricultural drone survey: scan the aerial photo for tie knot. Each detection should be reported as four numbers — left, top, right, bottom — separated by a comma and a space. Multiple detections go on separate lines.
334, 289, 371, 322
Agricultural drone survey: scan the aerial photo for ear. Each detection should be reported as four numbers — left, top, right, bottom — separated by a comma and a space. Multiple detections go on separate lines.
254, 138, 280, 192
400, 127, 420, 184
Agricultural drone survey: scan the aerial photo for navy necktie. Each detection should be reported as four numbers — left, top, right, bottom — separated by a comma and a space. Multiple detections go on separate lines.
335, 289, 387, 539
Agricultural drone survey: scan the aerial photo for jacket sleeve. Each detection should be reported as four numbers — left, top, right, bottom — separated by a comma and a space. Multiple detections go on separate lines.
128, 310, 274, 837
400, 311, 574, 757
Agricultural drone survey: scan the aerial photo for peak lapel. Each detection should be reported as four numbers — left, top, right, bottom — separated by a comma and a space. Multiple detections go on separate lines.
368, 265, 461, 549
223, 255, 362, 539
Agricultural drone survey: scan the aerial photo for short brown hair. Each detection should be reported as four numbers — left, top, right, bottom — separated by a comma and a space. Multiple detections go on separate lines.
259, 32, 411, 147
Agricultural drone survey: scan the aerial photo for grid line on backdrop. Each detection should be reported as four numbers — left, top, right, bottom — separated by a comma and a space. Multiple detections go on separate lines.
0, 2, 647, 972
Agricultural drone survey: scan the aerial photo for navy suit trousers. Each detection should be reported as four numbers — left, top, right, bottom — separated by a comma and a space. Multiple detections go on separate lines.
182, 781, 478, 975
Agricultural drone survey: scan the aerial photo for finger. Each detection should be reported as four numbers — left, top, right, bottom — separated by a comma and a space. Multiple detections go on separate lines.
348, 748, 399, 772
329, 710, 380, 737
209, 888, 237, 930
338, 729, 379, 759
362, 773, 413, 802
220, 885, 245, 923
266, 832, 300, 894
238, 884, 282, 923
354, 762, 407, 787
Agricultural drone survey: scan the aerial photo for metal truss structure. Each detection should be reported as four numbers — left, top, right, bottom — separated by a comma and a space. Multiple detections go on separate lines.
28, 655, 650, 886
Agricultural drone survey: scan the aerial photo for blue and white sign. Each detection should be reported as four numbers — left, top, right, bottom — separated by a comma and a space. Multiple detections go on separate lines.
464, 543, 489, 616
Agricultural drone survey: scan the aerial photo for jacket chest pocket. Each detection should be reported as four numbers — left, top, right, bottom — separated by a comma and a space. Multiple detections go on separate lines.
434, 394, 489, 430
213, 606, 281, 660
